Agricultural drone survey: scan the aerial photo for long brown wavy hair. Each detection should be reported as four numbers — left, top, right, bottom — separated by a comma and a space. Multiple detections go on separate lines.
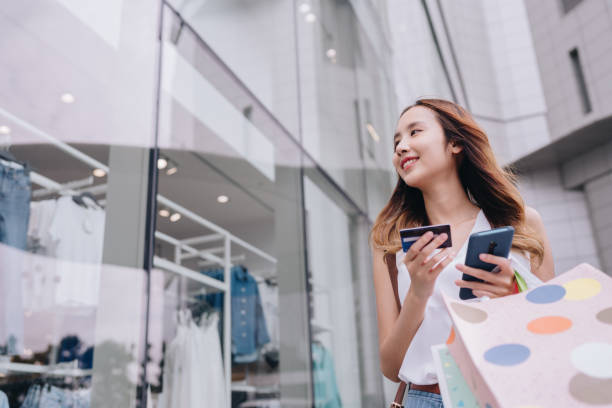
370, 98, 544, 267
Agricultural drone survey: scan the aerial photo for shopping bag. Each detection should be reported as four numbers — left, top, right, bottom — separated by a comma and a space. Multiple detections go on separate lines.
442, 263, 612, 407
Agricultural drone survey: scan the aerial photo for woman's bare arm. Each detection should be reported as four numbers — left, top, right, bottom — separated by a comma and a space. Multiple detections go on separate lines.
372, 246, 427, 381
372, 233, 454, 381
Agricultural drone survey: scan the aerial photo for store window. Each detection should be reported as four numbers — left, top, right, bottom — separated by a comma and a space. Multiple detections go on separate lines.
0, 1, 160, 407
147, 6, 311, 407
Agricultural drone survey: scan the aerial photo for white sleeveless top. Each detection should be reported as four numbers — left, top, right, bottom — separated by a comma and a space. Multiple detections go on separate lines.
394, 208, 543, 385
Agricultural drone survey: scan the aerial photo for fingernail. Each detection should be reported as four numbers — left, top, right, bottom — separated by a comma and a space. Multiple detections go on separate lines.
479, 253, 486, 260
426, 231, 434, 237
440, 233, 447, 240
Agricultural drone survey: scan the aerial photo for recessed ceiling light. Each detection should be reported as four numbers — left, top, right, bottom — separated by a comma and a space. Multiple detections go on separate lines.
366, 123, 380, 143
217, 195, 229, 204
92, 168, 106, 178
0, 126, 10, 135
299, 3, 311, 13
159, 209, 170, 217
169, 212, 181, 222
166, 166, 178, 175
157, 158, 168, 170
326, 48, 337, 59
61, 93, 75, 104
305, 13, 316, 23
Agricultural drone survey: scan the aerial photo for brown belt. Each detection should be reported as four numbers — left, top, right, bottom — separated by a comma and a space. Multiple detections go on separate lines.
409, 382, 440, 395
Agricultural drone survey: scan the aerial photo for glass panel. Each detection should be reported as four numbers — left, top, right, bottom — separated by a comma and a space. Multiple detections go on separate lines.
296, 0, 396, 215
148, 6, 310, 407
303, 172, 385, 406
0, 1, 159, 407
164, 0, 300, 138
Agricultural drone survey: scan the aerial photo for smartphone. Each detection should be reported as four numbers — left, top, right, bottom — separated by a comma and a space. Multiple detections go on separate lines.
400, 224, 452, 253
460, 226, 515, 300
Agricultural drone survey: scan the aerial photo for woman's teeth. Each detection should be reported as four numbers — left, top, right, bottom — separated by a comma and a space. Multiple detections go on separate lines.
403, 158, 418, 169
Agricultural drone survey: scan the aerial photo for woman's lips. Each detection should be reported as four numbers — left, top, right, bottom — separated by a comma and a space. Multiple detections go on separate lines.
401, 157, 419, 170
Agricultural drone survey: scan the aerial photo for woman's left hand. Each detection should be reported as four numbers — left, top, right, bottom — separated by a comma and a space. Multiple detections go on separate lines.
454, 253, 515, 298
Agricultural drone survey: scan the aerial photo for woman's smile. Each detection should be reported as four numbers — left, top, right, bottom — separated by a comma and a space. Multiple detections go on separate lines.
400, 156, 419, 170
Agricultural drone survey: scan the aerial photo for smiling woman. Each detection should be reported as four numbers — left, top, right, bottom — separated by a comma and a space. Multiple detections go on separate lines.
369, 98, 554, 408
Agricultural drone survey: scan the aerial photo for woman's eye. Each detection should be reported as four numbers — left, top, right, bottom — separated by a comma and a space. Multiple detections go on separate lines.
411, 129, 420, 136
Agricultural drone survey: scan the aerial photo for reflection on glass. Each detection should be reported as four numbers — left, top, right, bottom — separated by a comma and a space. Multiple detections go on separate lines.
147, 6, 308, 407
0, 1, 158, 407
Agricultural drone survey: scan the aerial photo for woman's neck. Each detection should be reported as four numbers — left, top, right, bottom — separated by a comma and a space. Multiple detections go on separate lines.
420, 172, 479, 226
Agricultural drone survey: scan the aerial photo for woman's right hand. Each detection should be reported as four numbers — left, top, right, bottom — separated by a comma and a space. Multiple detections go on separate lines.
402, 231, 456, 301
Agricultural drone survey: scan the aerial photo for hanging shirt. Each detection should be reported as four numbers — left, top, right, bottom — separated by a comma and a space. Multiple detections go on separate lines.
204, 266, 270, 359
312, 342, 342, 408
48, 196, 105, 306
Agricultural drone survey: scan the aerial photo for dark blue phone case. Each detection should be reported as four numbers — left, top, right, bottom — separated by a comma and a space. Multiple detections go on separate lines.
459, 226, 515, 300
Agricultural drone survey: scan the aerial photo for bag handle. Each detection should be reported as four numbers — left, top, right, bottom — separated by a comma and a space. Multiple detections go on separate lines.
384, 252, 407, 408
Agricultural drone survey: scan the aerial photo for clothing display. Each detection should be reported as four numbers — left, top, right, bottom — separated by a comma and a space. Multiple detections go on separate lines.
158, 310, 226, 408
0, 390, 8, 408
20, 384, 90, 408
47, 196, 105, 306
257, 281, 278, 348
0, 159, 30, 356
27, 199, 57, 255
204, 266, 270, 363
394, 208, 543, 385
0, 159, 31, 249
311, 342, 342, 408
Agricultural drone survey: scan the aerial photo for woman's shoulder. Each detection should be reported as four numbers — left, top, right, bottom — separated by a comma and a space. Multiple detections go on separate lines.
524, 206, 545, 234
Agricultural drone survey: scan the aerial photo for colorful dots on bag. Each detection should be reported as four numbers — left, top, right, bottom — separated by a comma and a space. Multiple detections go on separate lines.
525, 284, 566, 304
451, 302, 488, 323
570, 342, 612, 379
526, 316, 572, 334
447, 327, 456, 344
596, 307, 612, 325
569, 373, 612, 405
484, 344, 530, 366
562, 278, 601, 300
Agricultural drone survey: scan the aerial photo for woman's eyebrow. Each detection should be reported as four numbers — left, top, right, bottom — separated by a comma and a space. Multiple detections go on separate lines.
393, 121, 426, 139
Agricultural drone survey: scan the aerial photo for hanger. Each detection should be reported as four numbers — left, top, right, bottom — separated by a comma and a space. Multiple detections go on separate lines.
72, 191, 102, 209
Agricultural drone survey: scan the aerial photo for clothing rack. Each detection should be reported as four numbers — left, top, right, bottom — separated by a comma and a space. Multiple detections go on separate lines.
0, 361, 92, 377
0, 106, 278, 407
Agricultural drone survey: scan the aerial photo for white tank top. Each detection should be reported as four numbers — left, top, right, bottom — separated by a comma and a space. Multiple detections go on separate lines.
394, 208, 543, 385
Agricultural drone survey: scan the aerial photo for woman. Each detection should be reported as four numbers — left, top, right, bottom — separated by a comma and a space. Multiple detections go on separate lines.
370, 99, 555, 407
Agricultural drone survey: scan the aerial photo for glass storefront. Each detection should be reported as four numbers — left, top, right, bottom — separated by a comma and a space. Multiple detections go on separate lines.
0, 1, 396, 407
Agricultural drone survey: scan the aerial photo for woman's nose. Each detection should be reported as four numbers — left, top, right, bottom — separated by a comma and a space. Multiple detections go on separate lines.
396, 138, 410, 153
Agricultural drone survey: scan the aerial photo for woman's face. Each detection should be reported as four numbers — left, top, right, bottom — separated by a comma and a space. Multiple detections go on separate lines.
392, 106, 461, 189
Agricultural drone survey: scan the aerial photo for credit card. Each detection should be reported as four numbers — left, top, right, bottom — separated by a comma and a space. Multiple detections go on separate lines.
400, 224, 452, 252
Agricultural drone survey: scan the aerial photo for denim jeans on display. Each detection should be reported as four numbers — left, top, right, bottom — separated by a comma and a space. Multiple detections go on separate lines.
0, 163, 31, 249
404, 389, 444, 408
0, 163, 30, 355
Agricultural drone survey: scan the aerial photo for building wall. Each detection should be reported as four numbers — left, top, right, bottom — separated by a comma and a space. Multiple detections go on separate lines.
524, 0, 612, 141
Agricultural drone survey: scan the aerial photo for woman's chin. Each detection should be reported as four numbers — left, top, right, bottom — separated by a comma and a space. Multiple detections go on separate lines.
401, 174, 422, 189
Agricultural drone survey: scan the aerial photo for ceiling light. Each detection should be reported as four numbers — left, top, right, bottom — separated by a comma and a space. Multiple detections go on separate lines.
92, 168, 106, 178
299, 3, 311, 13
61, 93, 75, 104
169, 212, 181, 222
166, 166, 178, 175
326, 48, 337, 59
305, 13, 316, 23
0, 126, 10, 135
159, 209, 170, 217
217, 195, 229, 204
366, 123, 380, 142
157, 158, 168, 170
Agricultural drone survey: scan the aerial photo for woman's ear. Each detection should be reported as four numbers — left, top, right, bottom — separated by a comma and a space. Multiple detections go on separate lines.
449, 141, 463, 154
